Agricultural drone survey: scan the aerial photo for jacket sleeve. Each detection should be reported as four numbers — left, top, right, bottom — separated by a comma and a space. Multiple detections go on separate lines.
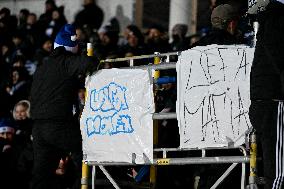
65, 55, 99, 77
261, 12, 284, 85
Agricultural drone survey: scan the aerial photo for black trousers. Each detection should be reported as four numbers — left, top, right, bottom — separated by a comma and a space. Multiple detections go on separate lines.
31, 120, 82, 189
249, 101, 284, 189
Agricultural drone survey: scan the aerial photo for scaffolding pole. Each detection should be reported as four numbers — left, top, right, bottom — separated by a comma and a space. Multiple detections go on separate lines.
87, 156, 249, 166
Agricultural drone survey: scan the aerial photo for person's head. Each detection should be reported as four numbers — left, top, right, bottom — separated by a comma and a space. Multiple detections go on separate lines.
52, 6, 65, 21
19, 9, 30, 23
98, 25, 119, 46
172, 24, 188, 41
41, 37, 53, 52
0, 8, 10, 19
45, 0, 56, 13
10, 67, 27, 85
211, 4, 239, 35
52, 9, 60, 20
147, 24, 167, 44
148, 25, 164, 40
12, 31, 24, 47
78, 88, 86, 101
0, 118, 15, 142
27, 13, 37, 26
12, 55, 26, 68
54, 24, 78, 54
13, 100, 30, 121
76, 27, 87, 42
84, 0, 95, 6
125, 25, 144, 47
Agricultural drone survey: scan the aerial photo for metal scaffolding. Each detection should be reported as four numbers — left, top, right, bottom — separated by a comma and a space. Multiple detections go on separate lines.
82, 51, 257, 189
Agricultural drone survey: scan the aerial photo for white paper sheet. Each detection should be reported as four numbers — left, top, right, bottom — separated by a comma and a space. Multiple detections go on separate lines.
80, 68, 154, 164
177, 45, 255, 148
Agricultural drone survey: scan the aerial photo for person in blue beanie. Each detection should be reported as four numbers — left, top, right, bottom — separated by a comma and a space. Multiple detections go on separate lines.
30, 24, 98, 189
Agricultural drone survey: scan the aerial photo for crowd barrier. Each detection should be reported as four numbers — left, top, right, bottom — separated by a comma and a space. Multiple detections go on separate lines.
81, 44, 258, 189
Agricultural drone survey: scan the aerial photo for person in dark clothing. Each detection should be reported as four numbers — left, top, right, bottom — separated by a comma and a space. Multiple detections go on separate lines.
30, 24, 98, 189
38, 0, 57, 28
44, 6, 67, 40
13, 100, 32, 146
170, 24, 190, 52
6, 67, 31, 108
192, 3, 240, 47
189, 4, 243, 189
0, 117, 21, 189
120, 24, 148, 57
94, 24, 120, 60
74, 0, 104, 31
249, 0, 284, 188
33, 37, 53, 65
146, 24, 171, 54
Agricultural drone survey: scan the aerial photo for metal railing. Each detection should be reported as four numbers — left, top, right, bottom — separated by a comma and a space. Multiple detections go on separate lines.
82, 48, 256, 189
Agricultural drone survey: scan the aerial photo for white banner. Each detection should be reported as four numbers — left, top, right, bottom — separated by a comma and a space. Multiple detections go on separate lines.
80, 69, 154, 164
177, 45, 255, 148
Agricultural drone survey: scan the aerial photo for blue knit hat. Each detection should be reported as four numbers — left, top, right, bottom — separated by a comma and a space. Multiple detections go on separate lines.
0, 118, 15, 134
54, 24, 78, 53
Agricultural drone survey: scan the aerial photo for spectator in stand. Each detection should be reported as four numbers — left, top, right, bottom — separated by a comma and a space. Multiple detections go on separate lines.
94, 24, 120, 59
11, 30, 34, 60
170, 24, 190, 52
76, 27, 89, 54
146, 24, 171, 54
38, 0, 57, 28
0, 41, 14, 90
191, 3, 241, 47
33, 37, 53, 65
0, 8, 18, 44
120, 24, 149, 57
13, 100, 33, 189
74, 0, 104, 31
0, 117, 21, 189
37, 0, 57, 45
13, 100, 32, 146
5, 67, 31, 108
18, 9, 30, 30
12, 54, 26, 68
45, 6, 67, 40
23, 13, 43, 49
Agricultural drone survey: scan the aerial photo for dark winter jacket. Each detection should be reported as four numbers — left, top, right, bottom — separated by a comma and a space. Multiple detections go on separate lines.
30, 47, 98, 121
191, 28, 239, 47
250, 1, 284, 101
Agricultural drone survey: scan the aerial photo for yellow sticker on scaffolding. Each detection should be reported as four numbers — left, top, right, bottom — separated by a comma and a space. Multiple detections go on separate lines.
156, 158, 170, 165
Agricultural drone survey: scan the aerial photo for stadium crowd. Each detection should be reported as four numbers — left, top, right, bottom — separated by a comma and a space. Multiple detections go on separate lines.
0, 0, 252, 188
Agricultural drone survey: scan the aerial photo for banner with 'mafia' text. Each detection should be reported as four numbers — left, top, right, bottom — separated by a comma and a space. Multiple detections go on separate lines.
177, 45, 255, 149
